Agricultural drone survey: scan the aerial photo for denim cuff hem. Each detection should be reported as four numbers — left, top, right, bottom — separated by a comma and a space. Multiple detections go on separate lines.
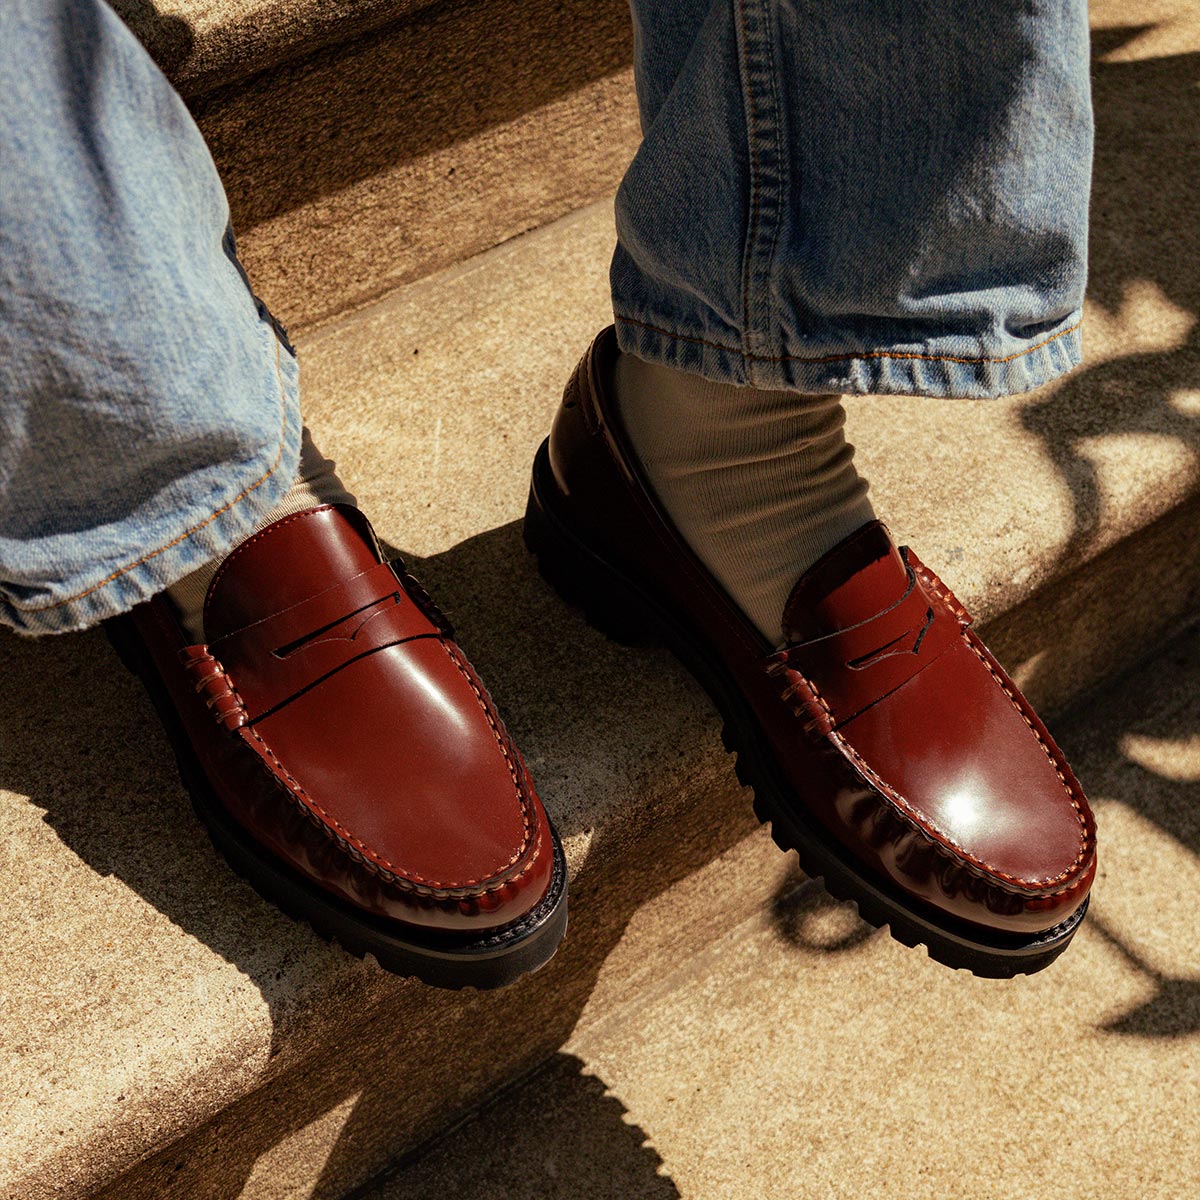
0, 343, 303, 637
613, 312, 1084, 399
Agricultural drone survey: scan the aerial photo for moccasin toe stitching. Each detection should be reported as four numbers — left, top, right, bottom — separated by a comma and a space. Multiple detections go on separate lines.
811, 624, 1095, 939
241, 645, 543, 895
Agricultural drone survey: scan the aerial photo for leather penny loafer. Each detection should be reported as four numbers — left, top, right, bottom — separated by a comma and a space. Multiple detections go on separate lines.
524, 327, 1095, 977
108, 504, 567, 990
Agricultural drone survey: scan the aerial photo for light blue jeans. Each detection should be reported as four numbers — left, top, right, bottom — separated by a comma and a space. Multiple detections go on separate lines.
0, 0, 1092, 635
613, 0, 1092, 395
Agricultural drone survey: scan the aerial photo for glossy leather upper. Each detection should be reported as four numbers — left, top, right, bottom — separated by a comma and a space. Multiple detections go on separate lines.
131, 504, 554, 934
546, 327, 1096, 935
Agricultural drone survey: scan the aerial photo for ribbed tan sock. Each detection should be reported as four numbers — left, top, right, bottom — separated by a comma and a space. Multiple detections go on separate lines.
166, 426, 357, 642
612, 352, 875, 645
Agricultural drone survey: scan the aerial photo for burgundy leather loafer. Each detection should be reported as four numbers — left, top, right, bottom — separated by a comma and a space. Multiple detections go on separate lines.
108, 504, 566, 989
524, 327, 1095, 977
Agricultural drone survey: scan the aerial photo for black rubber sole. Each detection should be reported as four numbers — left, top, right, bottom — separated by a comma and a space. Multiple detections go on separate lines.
524, 439, 1085, 978
106, 614, 568, 991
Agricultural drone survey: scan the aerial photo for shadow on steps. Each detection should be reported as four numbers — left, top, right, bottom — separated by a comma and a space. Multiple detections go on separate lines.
354, 1052, 681, 1200
1020, 27, 1200, 574
6, 510, 758, 1199
991, 29, 1200, 715
11, 534, 1196, 1200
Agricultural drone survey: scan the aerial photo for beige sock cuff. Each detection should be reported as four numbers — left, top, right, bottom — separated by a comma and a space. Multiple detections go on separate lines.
165, 426, 356, 641
613, 353, 875, 644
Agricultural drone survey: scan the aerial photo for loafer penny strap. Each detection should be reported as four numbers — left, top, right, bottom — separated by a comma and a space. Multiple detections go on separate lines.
194, 560, 441, 722
767, 548, 967, 729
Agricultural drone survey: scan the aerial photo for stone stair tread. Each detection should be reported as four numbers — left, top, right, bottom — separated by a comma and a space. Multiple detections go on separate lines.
127, 0, 640, 334
366, 628, 1200, 1200
109, 0, 439, 99
1, 196, 1197, 1200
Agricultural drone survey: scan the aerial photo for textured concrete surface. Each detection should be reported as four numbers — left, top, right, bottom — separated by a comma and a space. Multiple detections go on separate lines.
191, 0, 639, 332
110, 0, 639, 332
5, 177, 1197, 1194
371, 630, 1200, 1200
110, 0, 439, 98
2, 8, 1199, 1197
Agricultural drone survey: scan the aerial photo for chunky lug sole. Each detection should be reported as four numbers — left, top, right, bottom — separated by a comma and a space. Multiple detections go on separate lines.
525, 439, 1085, 978
106, 614, 568, 991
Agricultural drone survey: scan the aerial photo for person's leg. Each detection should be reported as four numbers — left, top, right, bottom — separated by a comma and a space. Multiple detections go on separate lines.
1, 0, 566, 987
526, 1, 1097, 974
0, 0, 358, 641
614, 0, 1091, 396
608, 0, 1091, 643
0, 0, 308, 636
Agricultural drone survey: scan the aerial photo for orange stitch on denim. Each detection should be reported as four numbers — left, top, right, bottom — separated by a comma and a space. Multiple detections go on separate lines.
614, 313, 1084, 368
13, 334, 292, 613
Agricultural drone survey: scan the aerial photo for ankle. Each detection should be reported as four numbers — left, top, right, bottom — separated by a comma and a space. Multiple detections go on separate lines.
612, 351, 875, 643
165, 426, 356, 642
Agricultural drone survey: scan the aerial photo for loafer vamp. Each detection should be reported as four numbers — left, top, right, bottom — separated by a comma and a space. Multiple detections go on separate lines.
827, 633, 1094, 929
250, 636, 545, 909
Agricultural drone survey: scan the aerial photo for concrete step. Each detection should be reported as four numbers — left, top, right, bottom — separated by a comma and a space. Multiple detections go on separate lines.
114, 0, 640, 333
363, 627, 1200, 1200
4, 139, 1198, 1197
111, 1, 443, 100
3, 7, 1198, 1192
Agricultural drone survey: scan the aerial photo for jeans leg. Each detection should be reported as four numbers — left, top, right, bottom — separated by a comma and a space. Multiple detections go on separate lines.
614, 0, 1093, 398
0, 0, 302, 635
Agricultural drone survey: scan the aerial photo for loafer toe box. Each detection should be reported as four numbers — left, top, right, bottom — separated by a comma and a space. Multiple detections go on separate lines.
248, 636, 554, 935
836, 632, 1095, 934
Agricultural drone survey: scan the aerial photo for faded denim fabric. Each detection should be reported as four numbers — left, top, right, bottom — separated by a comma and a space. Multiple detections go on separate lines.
1, 1, 1092, 635
614, 0, 1093, 397
0, 0, 301, 635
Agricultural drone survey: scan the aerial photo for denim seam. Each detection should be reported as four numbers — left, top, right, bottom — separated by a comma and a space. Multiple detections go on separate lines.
613, 311, 1084, 367
759, 17, 785, 376
735, 0, 784, 380
735, 0, 760, 372
6, 332, 290, 614
739, 0, 787, 379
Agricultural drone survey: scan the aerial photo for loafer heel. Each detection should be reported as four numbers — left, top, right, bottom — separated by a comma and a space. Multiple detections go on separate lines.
524, 439, 649, 647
